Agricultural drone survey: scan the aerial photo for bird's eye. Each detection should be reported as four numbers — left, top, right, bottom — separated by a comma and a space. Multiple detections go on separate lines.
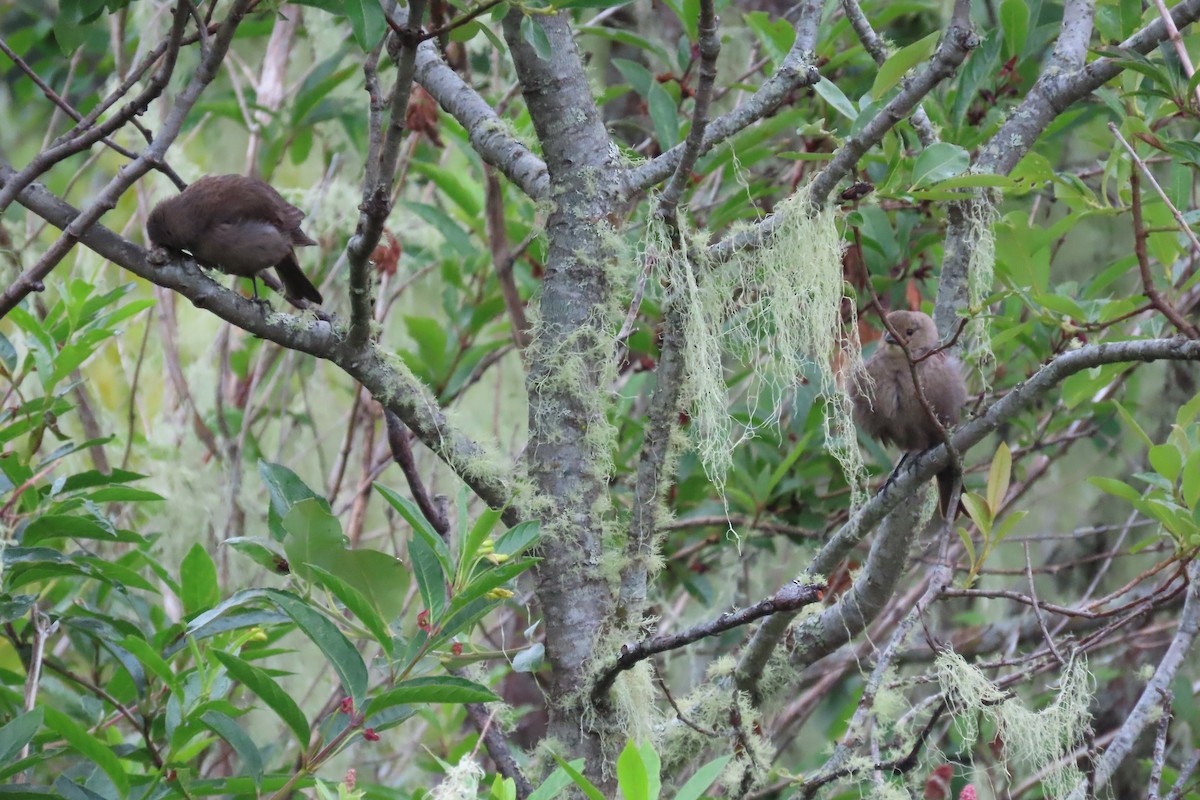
906, 328, 914, 335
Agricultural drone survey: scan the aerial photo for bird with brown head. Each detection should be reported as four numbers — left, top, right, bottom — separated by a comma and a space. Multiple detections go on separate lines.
146, 175, 323, 305
852, 310, 967, 516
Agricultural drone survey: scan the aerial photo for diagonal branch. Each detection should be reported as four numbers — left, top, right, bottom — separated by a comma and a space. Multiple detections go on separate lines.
594, 580, 825, 705
2, 173, 524, 526
734, 336, 1200, 695
709, 0, 978, 262
626, 0, 825, 193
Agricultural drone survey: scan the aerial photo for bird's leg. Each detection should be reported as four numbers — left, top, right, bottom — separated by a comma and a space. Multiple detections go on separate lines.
248, 277, 270, 311
882, 451, 912, 491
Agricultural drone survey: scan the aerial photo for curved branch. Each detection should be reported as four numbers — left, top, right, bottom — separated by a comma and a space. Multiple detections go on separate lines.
735, 336, 1200, 694
1067, 557, 1200, 799
3, 172, 523, 526
412, 27, 549, 199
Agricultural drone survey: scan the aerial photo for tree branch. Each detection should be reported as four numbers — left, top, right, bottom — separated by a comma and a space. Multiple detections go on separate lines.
1, 172, 524, 526
734, 336, 1200, 694
625, 0, 824, 193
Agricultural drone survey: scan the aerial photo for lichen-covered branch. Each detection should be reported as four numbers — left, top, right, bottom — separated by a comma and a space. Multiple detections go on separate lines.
937, 0, 1200, 332
347, 1, 426, 348
596, 580, 824, 704
2, 172, 523, 526
840, 0, 938, 147
734, 336, 1200, 695
501, 6, 628, 773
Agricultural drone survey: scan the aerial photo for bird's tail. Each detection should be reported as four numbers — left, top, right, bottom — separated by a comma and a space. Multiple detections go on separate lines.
936, 465, 962, 519
275, 251, 323, 304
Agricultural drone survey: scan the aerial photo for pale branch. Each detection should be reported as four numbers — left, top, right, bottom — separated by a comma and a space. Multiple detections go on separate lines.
1068, 558, 1200, 800
709, 0, 978, 263
500, 7, 629, 767
594, 580, 825, 704
1050, 0, 1096, 71
733, 336, 1200, 692
839, 0, 938, 147
1164, 749, 1200, 800
2, 172, 523, 527
936, 0, 1200, 335
411, 21, 548, 199
625, 0, 824, 193
656, 0, 720, 219
746, 487, 927, 693
806, 546, 956, 788
806, 0, 973, 206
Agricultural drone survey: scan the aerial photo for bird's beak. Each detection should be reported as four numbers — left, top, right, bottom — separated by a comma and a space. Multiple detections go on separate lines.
884, 331, 899, 345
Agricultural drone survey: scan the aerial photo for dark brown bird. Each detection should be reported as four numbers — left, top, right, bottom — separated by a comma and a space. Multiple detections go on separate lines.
147, 175, 323, 304
852, 310, 967, 516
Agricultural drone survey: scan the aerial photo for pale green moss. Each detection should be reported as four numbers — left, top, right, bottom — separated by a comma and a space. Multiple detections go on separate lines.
937, 649, 1092, 800
964, 195, 998, 384
647, 187, 867, 504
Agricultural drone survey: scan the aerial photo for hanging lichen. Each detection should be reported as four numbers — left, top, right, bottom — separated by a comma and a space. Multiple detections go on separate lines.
936, 649, 1092, 800
964, 194, 998, 383
649, 185, 868, 505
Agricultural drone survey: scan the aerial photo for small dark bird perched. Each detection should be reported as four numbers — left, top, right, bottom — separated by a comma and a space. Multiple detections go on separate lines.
146, 174, 323, 304
852, 310, 967, 516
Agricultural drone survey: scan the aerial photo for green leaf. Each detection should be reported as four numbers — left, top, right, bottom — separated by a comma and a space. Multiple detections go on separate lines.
305, 564, 394, 652
673, 754, 731, 800
617, 740, 650, 800
265, 589, 368, 704
181, 543, 220, 618
647, 80, 679, 150
910, 143, 970, 188
986, 442, 1012, 515
42, 706, 130, 796
1149, 443, 1183, 483
0, 709, 43, 767
1089, 476, 1142, 502
1183, 450, 1200, 509
551, 753, 607, 800
1176, 390, 1200, 427
1114, 401, 1154, 448
812, 78, 857, 120
926, 173, 1017, 191
410, 531, 449, 619
872, 31, 939, 99
259, 460, 328, 542
211, 650, 310, 747
460, 506, 503, 582
200, 711, 263, 785
957, 525, 977, 566
526, 760, 586, 800
343, 0, 386, 50
281, 498, 349, 582
520, 15, 553, 60
960, 493, 991, 536
364, 676, 499, 718
120, 635, 180, 694
992, 510, 1027, 545
376, 485, 452, 573
496, 521, 541, 557
999, 0, 1029, 59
